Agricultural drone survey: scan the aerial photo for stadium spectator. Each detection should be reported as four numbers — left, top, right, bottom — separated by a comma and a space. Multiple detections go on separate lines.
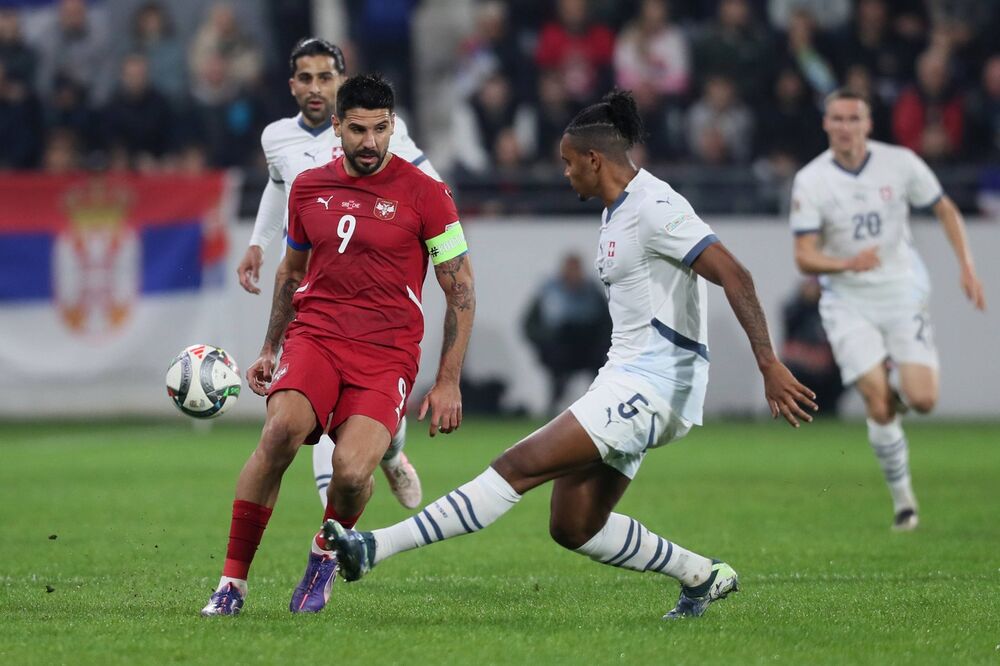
453, 72, 535, 175
101, 54, 175, 167
768, 0, 851, 32
613, 0, 690, 156
964, 54, 1000, 162
692, 0, 772, 104
832, 0, 915, 103
30, 0, 110, 102
127, 2, 185, 102
535, 0, 616, 106
41, 127, 81, 173
189, 2, 264, 93
784, 9, 837, 100
0, 9, 35, 88
779, 278, 844, 415
532, 70, 580, 168
455, 1, 531, 104
522, 253, 611, 416
687, 74, 754, 164
45, 72, 97, 153
348, 0, 420, 112
755, 66, 824, 167
0, 61, 42, 168
613, 0, 691, 101
892, 49, 964, 161
181, 53, 266, 168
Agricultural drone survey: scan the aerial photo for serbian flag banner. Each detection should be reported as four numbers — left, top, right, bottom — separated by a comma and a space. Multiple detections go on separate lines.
0, 172, 241, 416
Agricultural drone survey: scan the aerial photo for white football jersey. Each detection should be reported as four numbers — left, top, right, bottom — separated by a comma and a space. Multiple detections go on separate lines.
595, 169, 718, 425
250, 113, 441, 249
790, 140, 942, 299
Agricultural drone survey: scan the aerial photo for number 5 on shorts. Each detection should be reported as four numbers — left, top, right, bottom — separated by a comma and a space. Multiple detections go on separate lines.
618, 393, 658, 450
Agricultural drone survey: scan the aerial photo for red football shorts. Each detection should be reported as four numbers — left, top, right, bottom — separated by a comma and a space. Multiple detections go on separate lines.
267, 332, 415, 444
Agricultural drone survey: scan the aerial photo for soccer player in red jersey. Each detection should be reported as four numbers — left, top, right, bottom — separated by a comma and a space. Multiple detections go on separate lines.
201, 74, 475, 616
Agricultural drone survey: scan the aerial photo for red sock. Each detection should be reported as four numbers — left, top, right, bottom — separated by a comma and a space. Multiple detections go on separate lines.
222, 500, 273, 580
314, 504, 363, 551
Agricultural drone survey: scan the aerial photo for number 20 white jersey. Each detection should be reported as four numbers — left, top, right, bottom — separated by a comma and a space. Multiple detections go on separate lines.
249, 113, 441, 250
789, 140, 942, 300
595, 169, 719, 426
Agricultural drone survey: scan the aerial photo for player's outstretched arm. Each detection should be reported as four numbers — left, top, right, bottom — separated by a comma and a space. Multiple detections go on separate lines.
794, 233, 880, 274
246, 247, 309, 396
238, 179, 288, 294
421, 253, 476, 437
931, 195, 986, 311
691, 243, 818, 427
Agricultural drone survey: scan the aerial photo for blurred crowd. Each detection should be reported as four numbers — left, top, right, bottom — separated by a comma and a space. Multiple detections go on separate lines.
1, 0, 998, 190
450, 0, 1000, 183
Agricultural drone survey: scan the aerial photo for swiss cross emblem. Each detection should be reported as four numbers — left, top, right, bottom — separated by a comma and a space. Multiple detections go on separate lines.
331, 146, 344, 159
880, 186, 893, 201
608, 241, 616, 257
374, 198, 397, 220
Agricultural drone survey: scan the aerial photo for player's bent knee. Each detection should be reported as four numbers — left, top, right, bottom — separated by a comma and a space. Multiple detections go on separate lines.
908, 394, 936, 414
548, 521, 594, 551
332, 468, 371, 497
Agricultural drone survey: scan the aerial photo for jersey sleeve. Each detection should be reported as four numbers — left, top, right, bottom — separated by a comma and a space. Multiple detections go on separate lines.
639, 200, 718, 267
285, 178, 311, 251
419, 180, 466, 265
789, 172, 822, 235
388, 115, 443, 182
249, 177, 288, 250
261, 123, 286, 184
902, 148, 943, 208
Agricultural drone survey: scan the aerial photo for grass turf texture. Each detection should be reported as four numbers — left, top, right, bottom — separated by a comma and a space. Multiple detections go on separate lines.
1, 419, 997, 665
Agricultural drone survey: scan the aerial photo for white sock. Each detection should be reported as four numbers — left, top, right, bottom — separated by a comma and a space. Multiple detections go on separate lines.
574, 513, 713, 588
312, 434, 335, 508
216, 576, 247, 595
381, 416, 407, 467
867, 417, 917, 513
371, 466, 521, 564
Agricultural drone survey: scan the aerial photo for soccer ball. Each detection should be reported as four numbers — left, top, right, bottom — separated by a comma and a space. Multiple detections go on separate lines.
165, 344, 241, 419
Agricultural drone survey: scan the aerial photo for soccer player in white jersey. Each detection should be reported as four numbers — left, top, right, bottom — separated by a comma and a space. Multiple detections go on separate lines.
790, 89, 986, 531
323, 91, 817, 620
236, 38, 443, 511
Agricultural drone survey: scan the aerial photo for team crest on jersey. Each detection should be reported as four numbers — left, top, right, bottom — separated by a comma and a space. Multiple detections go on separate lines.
880, 186, 893, 201
374, 198, 397, 220
331, 146, 344, 159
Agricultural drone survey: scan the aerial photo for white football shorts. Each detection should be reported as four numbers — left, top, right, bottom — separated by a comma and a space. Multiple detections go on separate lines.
819, 289, 939, 385
569, 372, 692, 479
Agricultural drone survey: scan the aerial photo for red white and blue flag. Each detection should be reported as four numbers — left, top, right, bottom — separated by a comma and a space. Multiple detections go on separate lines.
0, 173, 240, 416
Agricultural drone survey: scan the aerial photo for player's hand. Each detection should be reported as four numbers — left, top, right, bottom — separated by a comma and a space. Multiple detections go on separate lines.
418, 381, 463, 437
846, 246, 880, 272
238, 245, 264, 294
246, 353, 275, 396
761, 360, 818, 428
961, 265, 986, 311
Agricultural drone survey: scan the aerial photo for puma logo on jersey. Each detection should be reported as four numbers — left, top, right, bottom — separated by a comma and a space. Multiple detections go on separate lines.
304, 150, 318, 161
316, 196, 333, 210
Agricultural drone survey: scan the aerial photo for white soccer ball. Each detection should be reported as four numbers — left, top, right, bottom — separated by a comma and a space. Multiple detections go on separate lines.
165, 344, 241, 419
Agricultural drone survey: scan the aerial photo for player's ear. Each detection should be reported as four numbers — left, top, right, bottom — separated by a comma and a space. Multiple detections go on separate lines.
332, 114, 342, 137
588, 149, 601, 173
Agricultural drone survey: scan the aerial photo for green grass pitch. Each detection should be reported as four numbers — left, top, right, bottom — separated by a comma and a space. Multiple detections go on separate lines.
1, 418, 998, 665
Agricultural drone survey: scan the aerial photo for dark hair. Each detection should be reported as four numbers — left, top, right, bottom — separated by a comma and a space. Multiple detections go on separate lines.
823, 87, 871, 112
335, 73, 394, 119
289, 37, 346, 75
564, 90, 645, 158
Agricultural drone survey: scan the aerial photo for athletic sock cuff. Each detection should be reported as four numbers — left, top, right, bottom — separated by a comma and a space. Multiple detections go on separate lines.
867, 416, 904, 445
481, 466, 522, 503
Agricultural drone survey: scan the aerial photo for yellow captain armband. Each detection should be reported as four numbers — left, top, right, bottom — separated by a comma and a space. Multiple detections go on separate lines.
425, 222, 468, 265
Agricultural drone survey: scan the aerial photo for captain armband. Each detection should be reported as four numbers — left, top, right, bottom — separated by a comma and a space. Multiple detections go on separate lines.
425, 222, 468, 265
